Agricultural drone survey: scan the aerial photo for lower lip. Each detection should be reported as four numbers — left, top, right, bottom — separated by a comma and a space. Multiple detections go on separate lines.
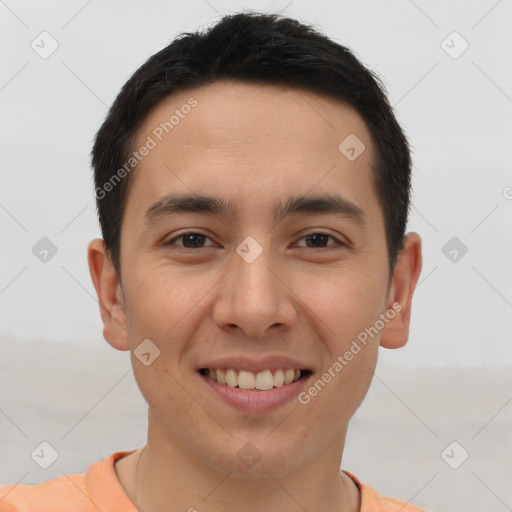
199, 373, 312, 413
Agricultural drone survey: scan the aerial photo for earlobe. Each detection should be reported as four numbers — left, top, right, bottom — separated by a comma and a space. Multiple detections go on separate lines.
379, 232, 422, 349
87, 238, 130, 351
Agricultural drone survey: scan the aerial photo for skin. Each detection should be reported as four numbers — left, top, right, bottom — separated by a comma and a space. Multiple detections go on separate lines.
88, 81, 422, 512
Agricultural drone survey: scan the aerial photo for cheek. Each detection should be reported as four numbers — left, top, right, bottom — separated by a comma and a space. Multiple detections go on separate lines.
123, 268, 211, 397
301, 270, 386, 347
124, 267, 198, 342
298, 338, 378, 438
125, 271, 202, 421
130, 353, 206, 449
298, 271, 384, 417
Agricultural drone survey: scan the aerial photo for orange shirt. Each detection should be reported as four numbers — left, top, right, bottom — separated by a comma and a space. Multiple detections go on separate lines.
0, 451, 429, 511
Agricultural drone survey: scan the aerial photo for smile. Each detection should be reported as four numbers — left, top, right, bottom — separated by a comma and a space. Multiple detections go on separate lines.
199, 368, 312, 391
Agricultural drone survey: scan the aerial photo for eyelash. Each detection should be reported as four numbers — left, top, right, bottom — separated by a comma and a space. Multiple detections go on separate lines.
165, 231, 345, 251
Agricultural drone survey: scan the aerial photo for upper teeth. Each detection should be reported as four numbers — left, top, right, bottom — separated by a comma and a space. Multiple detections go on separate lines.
206, 368, 301, 390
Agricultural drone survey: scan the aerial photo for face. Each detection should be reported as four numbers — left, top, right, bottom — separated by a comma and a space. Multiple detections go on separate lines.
90, 81, 418, 479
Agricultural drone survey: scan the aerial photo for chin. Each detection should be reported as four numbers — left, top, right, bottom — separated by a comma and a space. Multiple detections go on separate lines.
205, 437, 309, 480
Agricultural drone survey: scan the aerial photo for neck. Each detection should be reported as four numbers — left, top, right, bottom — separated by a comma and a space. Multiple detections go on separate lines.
122, 414, 360, 512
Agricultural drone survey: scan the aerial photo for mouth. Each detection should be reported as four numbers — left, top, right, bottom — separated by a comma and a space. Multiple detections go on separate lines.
198, 367, 313, 391
196, 356, 314, 412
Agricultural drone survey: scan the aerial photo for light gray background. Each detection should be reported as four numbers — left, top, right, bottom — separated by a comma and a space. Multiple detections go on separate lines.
1, 1, 511, 511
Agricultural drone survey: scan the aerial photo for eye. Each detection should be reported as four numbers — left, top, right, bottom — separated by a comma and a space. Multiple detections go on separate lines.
164, 231, 344, 251
165, 232, 215, 250
295, 232, 343, 249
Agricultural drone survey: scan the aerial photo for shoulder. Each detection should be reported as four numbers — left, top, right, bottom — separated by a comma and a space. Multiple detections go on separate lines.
0, 472, 91, 512
0, 451, 137, 512
342, 470, 432, 512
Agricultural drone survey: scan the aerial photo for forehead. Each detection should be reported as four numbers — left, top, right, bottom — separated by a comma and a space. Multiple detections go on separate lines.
135, 80, 372, 155
126, 81, 378, 222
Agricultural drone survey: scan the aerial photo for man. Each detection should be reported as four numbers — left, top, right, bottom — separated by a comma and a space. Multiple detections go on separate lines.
0, 11, 425, 511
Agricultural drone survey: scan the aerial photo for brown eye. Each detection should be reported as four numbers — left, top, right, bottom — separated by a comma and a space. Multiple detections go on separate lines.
166, 233, 214, 249
296, 232, 343, 249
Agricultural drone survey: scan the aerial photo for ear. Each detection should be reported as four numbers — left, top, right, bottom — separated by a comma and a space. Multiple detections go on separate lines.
380, 232, 422, 349
87, 238, 129, 351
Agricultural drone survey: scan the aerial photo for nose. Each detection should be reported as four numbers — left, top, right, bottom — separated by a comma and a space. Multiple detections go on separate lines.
212, 241, 297, 338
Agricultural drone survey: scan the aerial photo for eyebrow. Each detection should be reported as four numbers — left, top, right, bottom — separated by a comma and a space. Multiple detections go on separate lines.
144, 192, 367, 226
